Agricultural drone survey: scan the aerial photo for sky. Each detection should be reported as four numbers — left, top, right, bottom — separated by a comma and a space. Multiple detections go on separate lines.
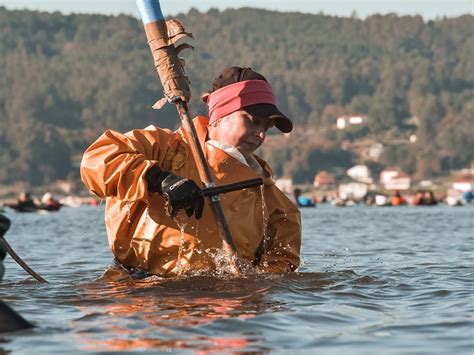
1, 0, 472, 19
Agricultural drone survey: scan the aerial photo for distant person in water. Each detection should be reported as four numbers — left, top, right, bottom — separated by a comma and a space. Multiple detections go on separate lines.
40, 192, 62, 211
423, 190, 437, 205
15, 192, 37, 211
80, 66, 301, 278
462, 191, 473, 204
412, 190, 424, 206
390, 190, 407, 206
293, 188, 315, 207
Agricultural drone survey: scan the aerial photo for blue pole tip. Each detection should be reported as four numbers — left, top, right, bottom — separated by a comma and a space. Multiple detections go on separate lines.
136, 0, 164, 24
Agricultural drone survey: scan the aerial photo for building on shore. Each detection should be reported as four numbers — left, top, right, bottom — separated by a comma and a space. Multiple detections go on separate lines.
336, 115, 367, 130
313, 171, 336, 189
274, 177, 294, 195
347, 165, 373, 184
380, 167, 411, 190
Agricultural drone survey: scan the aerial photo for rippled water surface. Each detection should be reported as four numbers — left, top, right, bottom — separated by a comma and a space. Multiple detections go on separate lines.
1, 204, 473, 354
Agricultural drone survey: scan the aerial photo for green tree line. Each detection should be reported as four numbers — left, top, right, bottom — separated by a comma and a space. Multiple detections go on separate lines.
0, 7, 472, 185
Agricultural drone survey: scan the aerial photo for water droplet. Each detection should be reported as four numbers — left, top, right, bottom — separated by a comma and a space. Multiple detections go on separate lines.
125, 202, 132, 224
260, 185, 269, 253
173, 215, 188, 276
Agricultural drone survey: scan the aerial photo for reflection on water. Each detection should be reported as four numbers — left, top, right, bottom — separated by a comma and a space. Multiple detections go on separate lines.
68, 273, 342, 352
0, 205, 472, 353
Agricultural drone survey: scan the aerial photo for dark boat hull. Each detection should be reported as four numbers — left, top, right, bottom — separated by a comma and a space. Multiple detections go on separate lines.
7, 204, 61, 213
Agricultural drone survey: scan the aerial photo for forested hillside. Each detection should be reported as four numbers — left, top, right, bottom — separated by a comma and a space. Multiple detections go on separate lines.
0, 7, 472, 185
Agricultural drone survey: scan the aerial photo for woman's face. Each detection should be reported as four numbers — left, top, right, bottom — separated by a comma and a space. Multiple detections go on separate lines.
209, 110, 274, 156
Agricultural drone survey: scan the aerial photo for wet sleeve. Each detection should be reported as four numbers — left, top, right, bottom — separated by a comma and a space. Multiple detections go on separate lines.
80, 127, 173, 202
257, 188, 302, 273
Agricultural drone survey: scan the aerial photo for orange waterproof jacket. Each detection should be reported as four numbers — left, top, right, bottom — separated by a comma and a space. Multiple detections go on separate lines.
80, 116, 301, 276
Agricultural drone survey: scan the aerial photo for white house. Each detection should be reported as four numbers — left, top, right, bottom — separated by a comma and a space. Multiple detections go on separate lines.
339, 182, 368, 200
336, 115, 367, 130
314, 171, 336, 188
275, 177, 294, 194
452, 180, 473, 192
347, 165, 373, 184
380, 168, 411, 190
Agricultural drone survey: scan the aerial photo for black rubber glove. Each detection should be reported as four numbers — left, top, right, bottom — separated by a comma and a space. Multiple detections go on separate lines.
146, 165, 204, 219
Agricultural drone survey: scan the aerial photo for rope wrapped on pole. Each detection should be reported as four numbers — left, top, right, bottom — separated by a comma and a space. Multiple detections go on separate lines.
137, 0, 193, 108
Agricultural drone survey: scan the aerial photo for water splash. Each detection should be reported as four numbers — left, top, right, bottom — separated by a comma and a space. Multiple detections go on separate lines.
260, 185, 269, 253
199, 248, 257, 277
175, 221, 188, 276
139, 206, 151, 241
172, 212, 189, 276
144, 205, 150, 221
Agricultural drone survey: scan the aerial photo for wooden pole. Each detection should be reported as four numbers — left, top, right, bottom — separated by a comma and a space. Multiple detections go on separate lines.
175, 102, 237, 253
136, 0, 239, 257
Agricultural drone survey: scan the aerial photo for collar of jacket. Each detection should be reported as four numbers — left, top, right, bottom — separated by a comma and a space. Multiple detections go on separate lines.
188, 116, 275, 186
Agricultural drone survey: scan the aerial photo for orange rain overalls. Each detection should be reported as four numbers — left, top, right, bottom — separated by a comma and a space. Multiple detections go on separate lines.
80, 116, 301, 276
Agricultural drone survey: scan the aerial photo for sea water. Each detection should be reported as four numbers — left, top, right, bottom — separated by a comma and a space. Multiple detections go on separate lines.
0, 204, 472, 354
